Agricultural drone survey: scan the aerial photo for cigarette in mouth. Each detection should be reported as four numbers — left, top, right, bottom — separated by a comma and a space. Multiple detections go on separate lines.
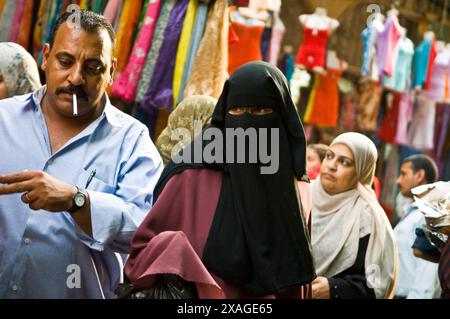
73, 94, 78, 116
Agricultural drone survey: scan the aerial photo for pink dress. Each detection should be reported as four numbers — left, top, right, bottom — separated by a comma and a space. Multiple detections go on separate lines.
423, 49, 450, 101
110, 0, 162, 102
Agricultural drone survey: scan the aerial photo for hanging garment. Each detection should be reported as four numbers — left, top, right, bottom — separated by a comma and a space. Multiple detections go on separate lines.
113, 0, 142, 76
17, 0, 35, 49
383, 37, 414, 92
8, 0, 26, 43
228, 21, 264, 75
177, 3, 209, 105
184, 0, 229, 99
361, 21, 381, 80
0, 0, 17, 42
306, 64, 344, 128
295, 24, 330, 70
378, 91, 401, 144
424, 41, 438, 90
423, 49, 450, 101
173, 0, 198, 108
357, 81, 382, 131
303, 74, 319, 123
268, 15, 285, 66
380, 144, 399, 210
413, 39, 432, 88
260, 26, 272, 62
103, 0, 121, 23
433, 103, 450, 175
135, 0, 176, 103
394, 92, 414, 145
111, 0, 161, 102
339, 91, 358, 132
407, 94, 436, 150
141, 0, 190, 116
376, 14, 403, 78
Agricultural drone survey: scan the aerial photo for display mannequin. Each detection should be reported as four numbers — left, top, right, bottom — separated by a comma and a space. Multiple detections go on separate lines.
424, 31, 435, 41
326, 50, 348, 70
295, 7, 339, 73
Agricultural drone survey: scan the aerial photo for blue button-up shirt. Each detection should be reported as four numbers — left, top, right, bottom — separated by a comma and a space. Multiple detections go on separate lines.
0, 86, 163, 298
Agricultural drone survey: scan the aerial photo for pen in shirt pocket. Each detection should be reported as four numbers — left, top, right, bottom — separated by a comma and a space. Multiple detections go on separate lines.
85, 169, 96, 189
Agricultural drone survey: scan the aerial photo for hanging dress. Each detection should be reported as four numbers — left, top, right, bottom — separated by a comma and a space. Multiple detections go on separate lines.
295, 21, 331, 70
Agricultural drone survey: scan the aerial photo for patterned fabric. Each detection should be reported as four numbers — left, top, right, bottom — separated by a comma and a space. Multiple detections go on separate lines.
8, 0, 26, 43
156, 95, 216, 165
111, 0, 161, 102
184, 0, 229, 99
141, 0, 189, 115
135, 0, 176, 103
17, 0, 35, 49
0, 42, 41, 97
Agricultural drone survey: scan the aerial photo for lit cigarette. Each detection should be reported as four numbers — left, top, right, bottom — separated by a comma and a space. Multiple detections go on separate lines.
73, 94, 78, 116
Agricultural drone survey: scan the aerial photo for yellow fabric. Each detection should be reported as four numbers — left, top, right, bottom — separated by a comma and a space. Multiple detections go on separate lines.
172, 0, 198, 108
80, 0, 89, 10
304, 74, 319, 123
0, 0, 6, 17
113, 0, 133, 71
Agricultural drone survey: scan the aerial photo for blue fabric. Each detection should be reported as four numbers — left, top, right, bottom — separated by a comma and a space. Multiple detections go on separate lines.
0, 86, 163, 298
361, 26, 372, 76
413, 40, 432, 88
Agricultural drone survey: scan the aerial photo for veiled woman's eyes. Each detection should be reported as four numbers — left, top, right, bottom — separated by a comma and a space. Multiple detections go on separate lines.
251, 108, 273, 115
227, 107, 273, 115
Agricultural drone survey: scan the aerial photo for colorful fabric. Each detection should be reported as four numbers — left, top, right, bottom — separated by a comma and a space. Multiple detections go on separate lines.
173, 0, 198, 108
135, 0, 176, 103
111, 0, 161, 102
184, 0, 229, 99
141, 0, 189, 115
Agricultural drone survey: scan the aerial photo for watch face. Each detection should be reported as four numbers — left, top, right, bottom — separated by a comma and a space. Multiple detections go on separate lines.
74, 193, 85, 207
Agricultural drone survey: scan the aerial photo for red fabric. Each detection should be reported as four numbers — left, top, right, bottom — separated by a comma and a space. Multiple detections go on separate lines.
424, 41, 438, 90
372, 176, 381, 201
228, 22, 264, 75
439, 237, 450, 299
125, 169, 309, 298
378, 92, 401, 143
307, 67, 342, 127
307, 166, 321, 180
295, 26, 330, 70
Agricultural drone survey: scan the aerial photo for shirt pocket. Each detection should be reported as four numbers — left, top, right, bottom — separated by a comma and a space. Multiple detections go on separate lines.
80, 169, 116, 194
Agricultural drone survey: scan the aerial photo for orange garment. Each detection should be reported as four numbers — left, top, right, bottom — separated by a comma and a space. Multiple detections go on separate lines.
307, 66, 343, 128
17, 0, 35, 49
114, 0, 143, 75
0, 0, 5, 17
228, 21, 264, 75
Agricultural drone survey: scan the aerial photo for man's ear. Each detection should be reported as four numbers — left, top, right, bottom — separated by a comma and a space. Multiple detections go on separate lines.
109, 58, 117, 85
416, 168, 426, 184
41, 44, 51, 72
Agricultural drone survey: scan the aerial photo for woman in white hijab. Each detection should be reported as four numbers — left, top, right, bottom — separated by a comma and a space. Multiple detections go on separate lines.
0, 42, 41, 99
311, 132, 398, 299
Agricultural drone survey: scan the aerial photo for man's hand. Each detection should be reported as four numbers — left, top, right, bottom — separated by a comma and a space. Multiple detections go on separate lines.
0, 171, 77, 212
312, 276, 330, 299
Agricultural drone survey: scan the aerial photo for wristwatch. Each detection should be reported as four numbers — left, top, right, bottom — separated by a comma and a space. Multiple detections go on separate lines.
68, 187, 87, 214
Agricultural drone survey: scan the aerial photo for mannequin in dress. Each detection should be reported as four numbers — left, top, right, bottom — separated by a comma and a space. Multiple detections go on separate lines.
299, 7, 340, 31
424, 31, 435, 41
296, 7, 340, 73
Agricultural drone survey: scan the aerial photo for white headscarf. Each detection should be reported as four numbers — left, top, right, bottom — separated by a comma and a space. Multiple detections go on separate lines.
311, 132, 398, 299
0, 42, 41, 97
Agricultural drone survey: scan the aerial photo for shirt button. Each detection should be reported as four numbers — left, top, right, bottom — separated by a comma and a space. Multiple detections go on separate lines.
11, 285, 18, 291
24, 238, 31, 245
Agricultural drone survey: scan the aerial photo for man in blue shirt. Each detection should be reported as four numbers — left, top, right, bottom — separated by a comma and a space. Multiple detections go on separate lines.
0, 10, 163, 298
394, 155, 440, 298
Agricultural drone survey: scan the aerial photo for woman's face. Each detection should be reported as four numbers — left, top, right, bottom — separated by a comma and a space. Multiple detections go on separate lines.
306, 147, 322, 173
320, 143, 358, 195
0, 73, 8, 99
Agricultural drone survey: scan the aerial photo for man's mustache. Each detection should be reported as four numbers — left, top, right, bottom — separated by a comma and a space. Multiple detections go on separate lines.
56, 86, 87, 100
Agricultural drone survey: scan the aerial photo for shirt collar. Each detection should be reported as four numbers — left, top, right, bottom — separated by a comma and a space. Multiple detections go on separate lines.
31, 85, 122, 128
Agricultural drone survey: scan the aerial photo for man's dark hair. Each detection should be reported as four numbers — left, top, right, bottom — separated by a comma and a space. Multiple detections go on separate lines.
403, 154, 438, 184
49, 10, 116, 50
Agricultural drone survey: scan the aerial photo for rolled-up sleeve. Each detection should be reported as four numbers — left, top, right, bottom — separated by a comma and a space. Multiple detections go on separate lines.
76, 127, 163, 253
